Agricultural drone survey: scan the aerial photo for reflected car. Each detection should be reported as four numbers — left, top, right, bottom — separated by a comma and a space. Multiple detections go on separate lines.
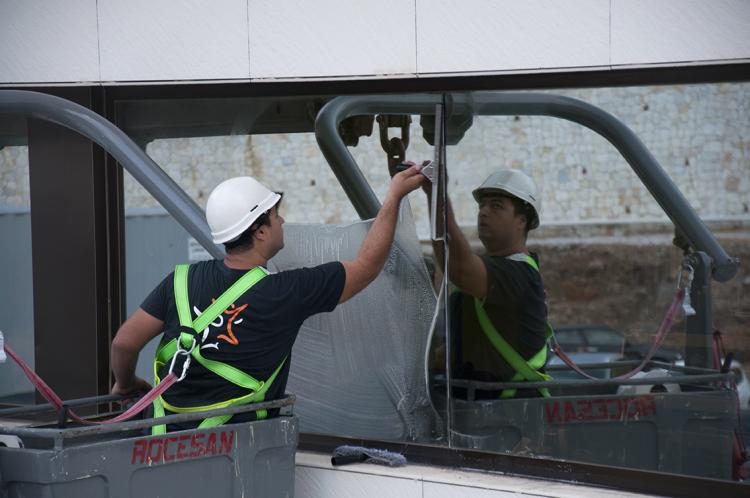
553, 325, 625, 354
547, 351, 625, 380
554, 324, 682, 363
730, 361, 750, 409
546, 351, 626, 396
675, 359, 750, 409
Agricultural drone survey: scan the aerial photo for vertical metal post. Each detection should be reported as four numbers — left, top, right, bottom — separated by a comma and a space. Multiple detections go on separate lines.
28, 88, 119, 403
685, 252, 713, 369
434, 98, 453, 445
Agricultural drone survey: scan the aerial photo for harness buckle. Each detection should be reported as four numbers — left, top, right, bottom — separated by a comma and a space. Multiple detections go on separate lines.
168, 337, 197, 382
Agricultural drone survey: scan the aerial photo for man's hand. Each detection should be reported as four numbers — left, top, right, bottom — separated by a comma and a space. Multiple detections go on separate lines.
338, 160, 426, 304
410, 159, 436, 196
111, 308, 163, 397
385, 161, 426, 202
111, 376, 152, 396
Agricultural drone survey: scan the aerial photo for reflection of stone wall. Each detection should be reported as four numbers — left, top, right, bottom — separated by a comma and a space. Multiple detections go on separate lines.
533, 235, 750, 362
0, 146, 30, 207
2, 83, 748, 232
115, 83, 750, 240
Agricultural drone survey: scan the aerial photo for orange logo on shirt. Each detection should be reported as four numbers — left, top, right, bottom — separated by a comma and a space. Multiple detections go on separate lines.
194, 300, 247, 350
217, 303, 248, 345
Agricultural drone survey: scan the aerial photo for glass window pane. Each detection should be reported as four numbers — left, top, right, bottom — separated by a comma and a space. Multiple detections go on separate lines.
0, 145, 34, 405
444, 82, 749, 481
120, 110, 444, 444
584, 327, 625, 350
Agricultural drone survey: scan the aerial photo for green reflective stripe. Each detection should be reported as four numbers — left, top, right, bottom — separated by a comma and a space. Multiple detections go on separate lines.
151, 397, 167, 435
499, 354, 551, 399
193, 267, 267, 332
545, 322, 554, 341
174, 264, 192, 328
158, 357, 286, 429
472, 254, 551, 399
157, 336, 263, 391
196, 364, 280, 428
151, 358, 168, 435
500, 374, 552, 399
474, 297, 548, 385
190, 346, 263, 391
152, 263, 271, 433
155, 339, 177, 364
199, 414, 233, 428
527, 343, 548, 370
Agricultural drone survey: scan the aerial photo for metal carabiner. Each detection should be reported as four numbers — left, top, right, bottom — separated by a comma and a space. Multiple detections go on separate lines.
0, 330, 6, 363
677, 262, 697, 316
168, 337, 197, 382
676, 262, 694, 289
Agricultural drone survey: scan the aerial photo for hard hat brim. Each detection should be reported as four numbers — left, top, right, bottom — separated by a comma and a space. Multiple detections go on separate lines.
472, 186, 540, 229
211, 191, 281, 244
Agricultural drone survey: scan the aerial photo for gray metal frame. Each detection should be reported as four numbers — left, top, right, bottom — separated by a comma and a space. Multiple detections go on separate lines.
0, 90, 223, 260
0, 395, 295, 442
314, 92, 739, 283
1, 89, 737, 282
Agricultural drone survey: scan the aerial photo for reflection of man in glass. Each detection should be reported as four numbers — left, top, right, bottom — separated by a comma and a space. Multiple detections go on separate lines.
428, 169, 550, 399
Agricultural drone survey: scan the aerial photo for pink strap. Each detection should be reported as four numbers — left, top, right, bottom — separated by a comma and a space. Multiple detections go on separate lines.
552, 288, 685, 381
4, 344, 176, 425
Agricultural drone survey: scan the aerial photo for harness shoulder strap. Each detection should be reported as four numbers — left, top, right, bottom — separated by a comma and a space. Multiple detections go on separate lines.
152, 264, 270, 434
174, 264, 268, 347
473, 298, 549, 383
472, 254, 551, 398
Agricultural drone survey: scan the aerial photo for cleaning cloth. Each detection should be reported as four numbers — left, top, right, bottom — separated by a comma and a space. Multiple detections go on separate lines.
331, 445, 407, 467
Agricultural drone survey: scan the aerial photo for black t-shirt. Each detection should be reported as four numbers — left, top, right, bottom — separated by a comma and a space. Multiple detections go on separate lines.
452, 253, 548, 383
141, 259, 345, 423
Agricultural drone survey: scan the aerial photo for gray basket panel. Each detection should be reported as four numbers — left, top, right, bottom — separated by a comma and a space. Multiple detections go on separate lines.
0, 416, 298, 498
449, 391, 738, 479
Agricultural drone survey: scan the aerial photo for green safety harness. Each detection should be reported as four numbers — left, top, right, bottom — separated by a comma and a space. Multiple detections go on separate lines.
151, 264, 286, 434
473, 254, 553, 399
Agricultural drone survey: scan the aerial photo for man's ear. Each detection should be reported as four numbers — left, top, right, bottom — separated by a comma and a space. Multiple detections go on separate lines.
253, 225, 268, 242
515, 212, 528, 231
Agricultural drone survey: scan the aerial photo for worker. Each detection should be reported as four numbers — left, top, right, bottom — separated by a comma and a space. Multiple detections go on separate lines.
110, 166, 425, 431
425, 168, 551, 399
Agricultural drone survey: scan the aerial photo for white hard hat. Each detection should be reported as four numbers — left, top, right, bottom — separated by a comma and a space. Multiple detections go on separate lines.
206, 176, 281, 244
472, 169, 541, 229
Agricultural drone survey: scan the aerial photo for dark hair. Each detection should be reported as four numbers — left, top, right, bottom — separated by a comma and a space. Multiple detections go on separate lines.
223, 194, 283, 253
508, 196, 536, 235
223, 212, 271, 253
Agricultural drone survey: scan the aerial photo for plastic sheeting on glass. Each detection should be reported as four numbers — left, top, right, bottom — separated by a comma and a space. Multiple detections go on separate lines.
268, 201, 442, 441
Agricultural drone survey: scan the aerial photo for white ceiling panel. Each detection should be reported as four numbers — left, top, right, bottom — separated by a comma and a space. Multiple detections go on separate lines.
0, 0, 99, 83
249, 0, 416, 79
612, 0, 750, 65
98, 0, 249, 81
416, 0, 610, 74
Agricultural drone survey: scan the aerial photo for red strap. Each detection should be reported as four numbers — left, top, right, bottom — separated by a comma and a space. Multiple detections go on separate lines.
552, 288, 685, 380
4, 344, 176, 425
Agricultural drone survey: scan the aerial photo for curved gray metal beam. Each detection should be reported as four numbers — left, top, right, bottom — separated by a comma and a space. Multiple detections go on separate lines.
315, 92, 738, 283
0, 90, 223, 259
315, 94, 445, 219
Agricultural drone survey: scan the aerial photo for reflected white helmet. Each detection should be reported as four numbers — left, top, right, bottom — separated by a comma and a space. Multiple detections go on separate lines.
206, 176, 281, 244
472, 169, 541, 229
